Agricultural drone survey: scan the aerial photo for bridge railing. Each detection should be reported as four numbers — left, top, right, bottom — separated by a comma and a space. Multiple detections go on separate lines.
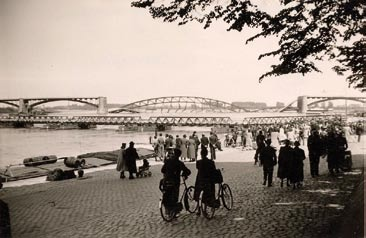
147, 116, 234, 126
0, 114, 345, 126
241, 114, 341, 125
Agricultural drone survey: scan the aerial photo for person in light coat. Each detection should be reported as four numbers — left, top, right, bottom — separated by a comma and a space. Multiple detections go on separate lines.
187, 136, 196, 162
116, 143, 127, 179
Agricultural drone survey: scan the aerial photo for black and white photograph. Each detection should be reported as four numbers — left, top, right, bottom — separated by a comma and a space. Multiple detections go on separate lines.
0, 0, 364, 237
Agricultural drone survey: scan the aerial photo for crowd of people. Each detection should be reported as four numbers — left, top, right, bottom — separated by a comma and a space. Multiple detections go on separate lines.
116, 118, 363, 213
223, 119, 364, 150
254, 118, 359, 189
150, 131, 222, 162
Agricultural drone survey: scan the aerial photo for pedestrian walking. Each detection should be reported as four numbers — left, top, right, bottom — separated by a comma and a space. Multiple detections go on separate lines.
116, 143, 127, 179
259, 139, 277, 187
277, 140, 292, 187
209, 132, 218, 160
151, 136, 159, 161
161, 149, 191, 214
157, 133, 165, 161
254, 130, 266, 165
290, 141, 305, 189
124, 141, 139, 179
307, 130, 322, 177
326, 130, 338, 175
194, 146, 219, 209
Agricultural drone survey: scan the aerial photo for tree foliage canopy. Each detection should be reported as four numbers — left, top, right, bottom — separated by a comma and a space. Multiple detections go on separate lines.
132, 0, 366, 91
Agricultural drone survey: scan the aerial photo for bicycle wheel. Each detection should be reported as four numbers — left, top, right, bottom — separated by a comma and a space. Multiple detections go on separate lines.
221, 183, 233, 210
159, 198, 175, 222
184, 186, 197, 213
199, 191, 215, 219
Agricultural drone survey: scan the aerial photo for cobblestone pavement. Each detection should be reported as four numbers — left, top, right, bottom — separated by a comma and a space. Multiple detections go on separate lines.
0, 154, 364, 238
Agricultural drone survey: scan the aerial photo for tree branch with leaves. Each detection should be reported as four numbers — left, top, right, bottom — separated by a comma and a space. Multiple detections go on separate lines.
132, 0, 366, 91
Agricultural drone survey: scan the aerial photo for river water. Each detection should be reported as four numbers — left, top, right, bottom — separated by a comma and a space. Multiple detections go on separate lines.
0, 110, 302, 168
0, 126, 215, 168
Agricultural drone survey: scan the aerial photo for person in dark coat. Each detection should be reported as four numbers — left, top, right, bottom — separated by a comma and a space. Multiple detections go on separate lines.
290, 141, 306, 189
194, 146, 219, 209
209, 132, 218, 160
355, 123, 363, 142
277, 139, 293, 187
259, 139, 277, 187
307, 130, 323, 177
161, 149, 191, 212
326, 131, 338, 175
201, 134, 209, 148
124, 141, 139, 179
336, 131, 348, 172
254, 130, 266, 165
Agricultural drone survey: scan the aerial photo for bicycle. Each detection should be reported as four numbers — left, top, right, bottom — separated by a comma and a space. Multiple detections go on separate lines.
159, 177, 196, 222
198, 169, 233, 219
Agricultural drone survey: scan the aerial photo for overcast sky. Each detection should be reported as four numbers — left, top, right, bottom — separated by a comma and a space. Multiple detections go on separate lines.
0, 0, 364, 106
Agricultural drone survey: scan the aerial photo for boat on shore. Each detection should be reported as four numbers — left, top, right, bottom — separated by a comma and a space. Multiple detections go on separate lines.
0, 148, 155, 182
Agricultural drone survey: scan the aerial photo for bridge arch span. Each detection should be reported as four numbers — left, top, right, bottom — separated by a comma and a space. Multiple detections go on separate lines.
110, 96, 248, 113
29, 99, 98, 110
307, 97, 365, 107
0, 101, 19, 108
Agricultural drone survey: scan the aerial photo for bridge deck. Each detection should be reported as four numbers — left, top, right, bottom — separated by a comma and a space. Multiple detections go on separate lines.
0, 114, 341, 126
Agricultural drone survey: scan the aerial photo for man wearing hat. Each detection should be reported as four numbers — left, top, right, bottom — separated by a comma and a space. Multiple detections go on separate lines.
116, 143, 127, 179
259, 139, 277, 187
124, 141, 139, 179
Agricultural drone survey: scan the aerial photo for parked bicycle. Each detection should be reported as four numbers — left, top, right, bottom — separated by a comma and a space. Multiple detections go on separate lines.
159, 176, 196, 222
198, 169, 233, 219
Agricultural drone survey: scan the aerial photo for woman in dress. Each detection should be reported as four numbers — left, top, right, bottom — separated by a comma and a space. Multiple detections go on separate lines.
270, 127, 280, 150
180, 134, 188, 161
187, 136, 196, 162
245, 129, 253, 150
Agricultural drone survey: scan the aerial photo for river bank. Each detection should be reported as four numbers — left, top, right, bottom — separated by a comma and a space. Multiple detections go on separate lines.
2, 138, 364, 188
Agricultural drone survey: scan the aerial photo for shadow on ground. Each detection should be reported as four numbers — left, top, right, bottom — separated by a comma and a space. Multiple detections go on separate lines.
0, 199, 11, 238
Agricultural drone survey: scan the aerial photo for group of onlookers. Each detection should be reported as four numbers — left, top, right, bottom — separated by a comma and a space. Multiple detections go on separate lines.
254, 119, 359, 189
150, 131, 222, 162
224, 119, 364, 151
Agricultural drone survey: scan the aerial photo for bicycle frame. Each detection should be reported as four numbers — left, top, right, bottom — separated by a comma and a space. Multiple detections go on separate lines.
159, 176, 196, 222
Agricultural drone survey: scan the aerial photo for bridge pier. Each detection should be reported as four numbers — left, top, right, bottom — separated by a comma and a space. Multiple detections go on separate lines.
297, 96, 308, 114
97, 97, 108, 114
18, 99, 29, 114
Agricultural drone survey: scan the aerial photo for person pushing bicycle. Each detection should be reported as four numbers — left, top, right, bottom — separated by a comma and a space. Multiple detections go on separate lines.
194, 146, 220, 209
161, 148, 191, 214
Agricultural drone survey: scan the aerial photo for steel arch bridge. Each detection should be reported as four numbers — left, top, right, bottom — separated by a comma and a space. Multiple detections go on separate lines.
0, 97, 108, 114
109, 96, 248, 113
280, 96, 366, 113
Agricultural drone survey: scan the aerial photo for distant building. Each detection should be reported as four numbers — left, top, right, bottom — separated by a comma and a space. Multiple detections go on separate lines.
276, 102, 285, 108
